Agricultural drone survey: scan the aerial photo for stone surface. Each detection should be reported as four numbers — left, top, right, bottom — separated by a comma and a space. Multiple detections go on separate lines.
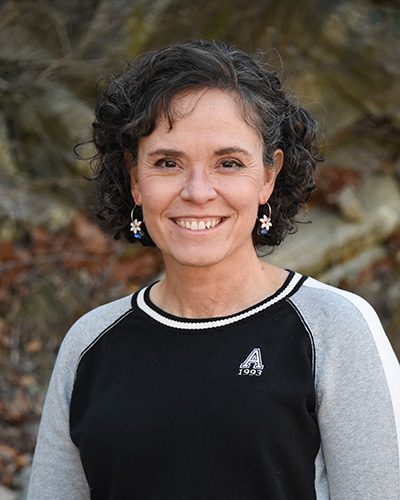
267, 174, 400, 277
0, 485, 17, 500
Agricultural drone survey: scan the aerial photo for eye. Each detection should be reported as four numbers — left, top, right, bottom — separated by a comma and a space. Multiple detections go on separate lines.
155, 159, 178, 169
219, 159, 244, 170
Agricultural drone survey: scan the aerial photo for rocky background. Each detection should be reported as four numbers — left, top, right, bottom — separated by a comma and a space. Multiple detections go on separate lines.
0, 0, 400, 497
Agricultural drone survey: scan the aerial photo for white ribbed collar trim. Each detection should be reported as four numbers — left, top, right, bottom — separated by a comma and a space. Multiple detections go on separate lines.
136, 272, 303, 330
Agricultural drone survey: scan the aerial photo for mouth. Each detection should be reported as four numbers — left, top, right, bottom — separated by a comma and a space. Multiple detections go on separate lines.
174, 218, 223, 231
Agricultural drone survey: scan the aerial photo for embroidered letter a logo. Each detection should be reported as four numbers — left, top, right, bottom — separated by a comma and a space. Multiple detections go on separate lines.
240, 348, 264, 370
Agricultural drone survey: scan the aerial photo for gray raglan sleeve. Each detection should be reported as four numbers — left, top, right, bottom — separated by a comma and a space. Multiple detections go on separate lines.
293, 278, 400, 500
26, 320, 91, 500
26, 295, 133, 500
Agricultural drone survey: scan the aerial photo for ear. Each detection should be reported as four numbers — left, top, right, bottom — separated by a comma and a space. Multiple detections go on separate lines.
125, 152, 142, 205
259, 149, 284, 205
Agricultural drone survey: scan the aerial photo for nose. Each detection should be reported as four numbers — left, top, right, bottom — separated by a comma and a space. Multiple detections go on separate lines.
180, 166, 218, 204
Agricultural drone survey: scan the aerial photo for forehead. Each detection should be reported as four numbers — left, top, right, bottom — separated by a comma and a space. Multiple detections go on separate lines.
141, 89, 262, 150
166, 88, 258, 129
168, 88, 240, 119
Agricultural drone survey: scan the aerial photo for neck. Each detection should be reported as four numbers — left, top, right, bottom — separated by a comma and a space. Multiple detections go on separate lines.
151, 253, 288, 319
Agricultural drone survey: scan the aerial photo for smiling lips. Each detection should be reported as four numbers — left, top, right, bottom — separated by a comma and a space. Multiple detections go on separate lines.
174, 218, 223, 231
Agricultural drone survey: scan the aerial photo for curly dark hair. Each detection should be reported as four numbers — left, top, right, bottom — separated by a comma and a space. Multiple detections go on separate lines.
90, 39, 323, 248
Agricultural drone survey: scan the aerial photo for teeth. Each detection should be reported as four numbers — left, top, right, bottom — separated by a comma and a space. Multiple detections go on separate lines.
175, 219, 222, 231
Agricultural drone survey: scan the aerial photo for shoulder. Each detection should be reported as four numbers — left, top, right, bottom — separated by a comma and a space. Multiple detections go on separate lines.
288, 274, 399, 381
290, 275, 400, 399
56, 294, 134, 373
289, 275, 380, 336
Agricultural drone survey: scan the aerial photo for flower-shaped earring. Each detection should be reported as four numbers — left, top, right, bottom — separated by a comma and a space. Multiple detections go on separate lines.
130, 206, 144, 239
257, 203, 272, 235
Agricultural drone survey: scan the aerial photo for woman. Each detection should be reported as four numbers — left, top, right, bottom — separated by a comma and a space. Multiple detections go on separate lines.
27, 40, 400, 499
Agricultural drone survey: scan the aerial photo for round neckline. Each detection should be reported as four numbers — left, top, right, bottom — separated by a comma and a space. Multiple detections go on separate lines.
135, 271, 305, 330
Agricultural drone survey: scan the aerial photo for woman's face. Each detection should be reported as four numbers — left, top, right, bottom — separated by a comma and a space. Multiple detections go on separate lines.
131, 89, 282, 270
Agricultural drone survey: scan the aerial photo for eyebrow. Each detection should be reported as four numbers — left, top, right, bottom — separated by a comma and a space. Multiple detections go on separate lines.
146, 147, 252, 158
146, 149, 185, 158
214, 147, 252, 157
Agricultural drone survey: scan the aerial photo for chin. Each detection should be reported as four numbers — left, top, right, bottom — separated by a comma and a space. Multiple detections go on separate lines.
165, 249, 226, 269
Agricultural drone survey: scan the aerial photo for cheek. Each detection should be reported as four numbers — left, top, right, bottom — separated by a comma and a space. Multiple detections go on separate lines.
141, 175, 182, 207
140, 185, 172, 226
224, 178, 263, 209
